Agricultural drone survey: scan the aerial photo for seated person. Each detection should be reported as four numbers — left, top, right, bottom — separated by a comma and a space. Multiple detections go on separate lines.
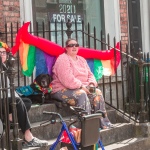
51, 38, 113, 129
0, 42, 48, 147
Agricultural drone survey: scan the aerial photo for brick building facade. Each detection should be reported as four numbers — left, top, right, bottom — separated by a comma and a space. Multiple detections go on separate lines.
0, 0, 20, 44
119, 0, 128, 51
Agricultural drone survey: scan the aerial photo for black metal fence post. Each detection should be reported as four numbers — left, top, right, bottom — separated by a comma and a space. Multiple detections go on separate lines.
65, 19, 73, 39
0, 54, 12, 150
137, 49, 148, 123
6, 52, 22, 150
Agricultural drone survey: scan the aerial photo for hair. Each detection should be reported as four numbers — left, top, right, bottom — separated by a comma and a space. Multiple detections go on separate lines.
65, 38, 77, 46
0, 41, 10, 52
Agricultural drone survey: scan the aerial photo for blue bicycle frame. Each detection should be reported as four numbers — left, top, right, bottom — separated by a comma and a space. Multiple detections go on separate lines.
50, 120, 105, 150
50, 120, 79, 150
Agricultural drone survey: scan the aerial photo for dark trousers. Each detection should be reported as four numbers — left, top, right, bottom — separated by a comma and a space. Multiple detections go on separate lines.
8, 97, 32, 134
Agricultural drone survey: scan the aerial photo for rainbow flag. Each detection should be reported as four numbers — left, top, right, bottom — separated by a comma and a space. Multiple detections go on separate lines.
12, 22, 120, 80
19, 41, 35, 76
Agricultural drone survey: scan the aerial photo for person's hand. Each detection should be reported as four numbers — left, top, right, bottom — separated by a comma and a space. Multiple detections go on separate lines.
87, 82, 96, 94
88, 82, 95, 87
81, 85, 90, 94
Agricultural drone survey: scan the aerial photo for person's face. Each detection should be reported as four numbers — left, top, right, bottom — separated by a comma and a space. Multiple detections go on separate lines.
66, 40, 79, 56
0, 48, 7, 63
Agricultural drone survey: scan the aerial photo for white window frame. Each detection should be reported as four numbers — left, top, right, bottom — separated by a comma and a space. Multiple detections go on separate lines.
140, 0, 150, 53
19, 0, 35, 82
19, 0, 33, 24
20, 0, 121, 45
103, 0, 121, 46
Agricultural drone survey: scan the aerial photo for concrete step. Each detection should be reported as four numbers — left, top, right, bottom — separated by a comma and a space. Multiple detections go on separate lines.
28, 104, 75, 123
104, 137, 150, 150
100, 123, 135, 145
29, 121, 133, 141
3, 104, 135, 150
21, 123, 135, 150
28, 103, 120, 124
19, 122, 133, 147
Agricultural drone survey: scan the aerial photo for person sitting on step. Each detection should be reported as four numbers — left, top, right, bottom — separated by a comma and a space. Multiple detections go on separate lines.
0, 41, 48, 147
51, 38, 113, 129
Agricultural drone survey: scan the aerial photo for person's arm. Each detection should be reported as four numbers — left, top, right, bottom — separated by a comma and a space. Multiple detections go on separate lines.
53, 55, 82, 89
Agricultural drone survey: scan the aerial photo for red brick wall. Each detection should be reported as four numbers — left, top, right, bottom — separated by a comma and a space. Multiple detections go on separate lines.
0, 0, 4, 33
119, 0, 128, 52
0, 0, 20, 44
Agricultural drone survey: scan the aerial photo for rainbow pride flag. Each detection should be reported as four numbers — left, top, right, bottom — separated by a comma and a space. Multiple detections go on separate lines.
12, 22, 120, 80
19, 41, 36, 76
19, 42, 119, 81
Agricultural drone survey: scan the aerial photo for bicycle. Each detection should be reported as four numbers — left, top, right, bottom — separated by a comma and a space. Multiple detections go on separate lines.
41, 106, 105, 150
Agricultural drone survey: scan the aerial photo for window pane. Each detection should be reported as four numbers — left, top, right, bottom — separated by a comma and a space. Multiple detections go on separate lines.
33, 0, 103, 48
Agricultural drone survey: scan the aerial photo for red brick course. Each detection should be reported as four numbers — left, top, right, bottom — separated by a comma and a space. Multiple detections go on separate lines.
0, 0, 20, 44
119, 0, 128, 52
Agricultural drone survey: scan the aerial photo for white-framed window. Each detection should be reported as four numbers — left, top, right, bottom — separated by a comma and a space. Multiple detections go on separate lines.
140, 0, 150, 53
103, 0, 121, 46
19, 0, 33, 24
20, 0, 121, 48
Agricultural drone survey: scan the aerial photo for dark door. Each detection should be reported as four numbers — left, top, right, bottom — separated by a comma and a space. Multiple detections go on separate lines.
128, 0, 142, 57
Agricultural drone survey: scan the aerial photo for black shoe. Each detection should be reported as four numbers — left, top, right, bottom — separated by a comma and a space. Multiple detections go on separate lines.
22, 137, 48, 147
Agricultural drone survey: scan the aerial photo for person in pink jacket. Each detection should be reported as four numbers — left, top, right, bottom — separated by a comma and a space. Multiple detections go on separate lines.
51, 38, 113, 129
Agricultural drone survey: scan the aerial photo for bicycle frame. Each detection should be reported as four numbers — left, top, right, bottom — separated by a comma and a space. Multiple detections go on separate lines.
42, 108, 105, 150
50, 120, 79, 150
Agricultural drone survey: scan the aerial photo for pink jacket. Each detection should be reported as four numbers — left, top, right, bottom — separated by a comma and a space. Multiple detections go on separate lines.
51, 53, 97, 93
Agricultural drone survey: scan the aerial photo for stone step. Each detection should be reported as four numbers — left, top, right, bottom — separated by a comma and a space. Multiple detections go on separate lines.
3, 104, 135, 150
20, 121, 133, 144
28, 103, 120, 124
106, 109, 118, 124
103, 137, 150, 150
100, 123, 134, 145
31, 122, 133, 141
28, 104, 75, 123
3, 111, 133, 150
21, 123, 134, 150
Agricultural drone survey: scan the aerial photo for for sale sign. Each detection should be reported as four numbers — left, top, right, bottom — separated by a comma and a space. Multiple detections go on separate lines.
48, 0, 83, 23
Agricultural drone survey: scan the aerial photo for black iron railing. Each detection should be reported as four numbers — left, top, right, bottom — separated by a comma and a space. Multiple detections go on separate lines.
0, 19, 150, 149
0, 52, 22, 150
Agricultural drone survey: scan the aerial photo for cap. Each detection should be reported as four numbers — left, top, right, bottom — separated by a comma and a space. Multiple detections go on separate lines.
0, 41, 10, 52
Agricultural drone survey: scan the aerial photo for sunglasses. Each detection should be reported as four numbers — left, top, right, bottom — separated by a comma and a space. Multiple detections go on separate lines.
0, 51, 6, 55
67, 43, 79, 47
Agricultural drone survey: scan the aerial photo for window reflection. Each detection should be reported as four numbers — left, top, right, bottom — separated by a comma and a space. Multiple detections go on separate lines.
33, 0, 103, 49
